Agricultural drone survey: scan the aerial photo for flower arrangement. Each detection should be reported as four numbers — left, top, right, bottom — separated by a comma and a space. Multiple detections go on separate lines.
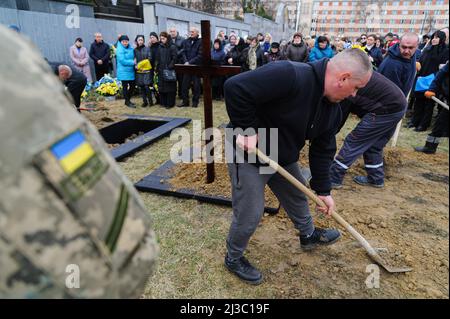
81, 75, 122, 101
96, 81, 120, 96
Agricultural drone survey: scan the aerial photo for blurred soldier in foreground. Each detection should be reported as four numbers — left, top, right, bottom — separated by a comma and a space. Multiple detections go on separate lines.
0, 25, 158, 298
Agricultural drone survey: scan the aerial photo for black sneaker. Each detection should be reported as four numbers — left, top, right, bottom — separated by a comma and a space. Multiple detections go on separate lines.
353, 176, 384, 188
224, 255, 263, 285
300, 228, 341, 251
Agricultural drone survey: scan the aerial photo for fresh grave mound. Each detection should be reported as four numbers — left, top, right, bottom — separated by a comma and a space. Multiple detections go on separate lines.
169, 162, 280, 209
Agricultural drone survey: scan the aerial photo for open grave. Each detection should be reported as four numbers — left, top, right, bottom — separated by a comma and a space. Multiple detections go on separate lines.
135, 154, 281, 215
99, 115, 191, 161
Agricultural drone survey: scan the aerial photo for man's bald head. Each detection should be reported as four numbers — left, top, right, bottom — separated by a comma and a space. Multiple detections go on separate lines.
58, 65, 72, 81
399, 32, 419, 59
324, 48, 373, 102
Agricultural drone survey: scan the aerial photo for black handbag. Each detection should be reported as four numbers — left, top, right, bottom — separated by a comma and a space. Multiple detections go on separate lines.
162, 69, 177, 82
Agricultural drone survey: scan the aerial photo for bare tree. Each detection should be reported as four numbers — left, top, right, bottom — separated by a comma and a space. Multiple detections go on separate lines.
201, 0, 222, 14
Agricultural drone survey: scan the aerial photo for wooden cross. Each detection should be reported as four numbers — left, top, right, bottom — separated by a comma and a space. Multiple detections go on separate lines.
175, 20, 241, 183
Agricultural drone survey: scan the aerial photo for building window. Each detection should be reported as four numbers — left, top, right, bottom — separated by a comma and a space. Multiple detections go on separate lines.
402, 10, 408, 15
434, 10, 441, 15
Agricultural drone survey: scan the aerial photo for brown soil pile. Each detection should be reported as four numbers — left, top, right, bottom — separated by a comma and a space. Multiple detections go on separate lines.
82, 101, 124, 130
169, 162, 280, 209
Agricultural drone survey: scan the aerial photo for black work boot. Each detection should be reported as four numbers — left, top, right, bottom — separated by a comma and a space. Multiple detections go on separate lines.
224, 255, 263, 285
300, 228, 341, 251
415, 141, 438, 154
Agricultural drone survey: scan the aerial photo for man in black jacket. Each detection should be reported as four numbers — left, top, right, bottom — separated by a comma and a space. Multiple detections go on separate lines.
178, 27, 203, 108
50, 63, 87, 112
89, 33, 110, 81
169, 27, 186, 99
223, 49, 373, 285
329, 72, 407, 189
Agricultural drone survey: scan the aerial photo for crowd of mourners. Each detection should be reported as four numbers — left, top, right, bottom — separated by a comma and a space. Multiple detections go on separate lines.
66, 26, 448, 143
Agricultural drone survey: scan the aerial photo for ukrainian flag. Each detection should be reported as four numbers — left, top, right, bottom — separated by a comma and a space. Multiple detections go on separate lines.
51, 130, 95, 174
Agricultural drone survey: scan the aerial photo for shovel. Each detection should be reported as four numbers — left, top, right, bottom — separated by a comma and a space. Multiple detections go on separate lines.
254, 148, 412, 273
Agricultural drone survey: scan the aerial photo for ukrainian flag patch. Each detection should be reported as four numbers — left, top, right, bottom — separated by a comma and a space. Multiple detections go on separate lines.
51, 130, 95, 174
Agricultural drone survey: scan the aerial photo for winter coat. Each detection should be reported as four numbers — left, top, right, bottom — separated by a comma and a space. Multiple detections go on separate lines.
171, 34, 185, 63
182, 36, 203, 65
211, 47, 227, 64
365, 45, 384, 68
262, 41, 271, 53
155, 42, 178, 93
116, 42, 135, 81
308, 40, 334, 62
429, 62, 449, 99
211, 46, 226, 87
263, 50, 286, 64
285, 41, 309, 62
418, 32, 449, 77
69, 45, 92, 82
377, 43, 418, 96
226, 39, 246, 67
224, 59, 341, 195
149, 42, 160, 69
241, 45, 264, 72
134, 45, 152, 86
89, 40, 110, 65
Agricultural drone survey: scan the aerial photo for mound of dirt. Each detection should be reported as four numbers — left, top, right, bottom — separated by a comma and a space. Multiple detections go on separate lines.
169, 162, 280, 209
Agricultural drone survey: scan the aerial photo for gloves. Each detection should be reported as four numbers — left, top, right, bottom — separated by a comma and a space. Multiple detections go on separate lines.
424, 91, 436, 99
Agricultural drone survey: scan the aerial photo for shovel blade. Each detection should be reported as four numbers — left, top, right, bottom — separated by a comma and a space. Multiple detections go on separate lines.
370, 253, 413, 273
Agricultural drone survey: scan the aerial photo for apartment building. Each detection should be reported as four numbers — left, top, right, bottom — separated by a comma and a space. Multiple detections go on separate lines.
162, 0, 449, 38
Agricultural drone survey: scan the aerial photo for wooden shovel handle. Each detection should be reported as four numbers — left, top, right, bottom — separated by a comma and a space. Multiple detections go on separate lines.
254, 148, 378, 256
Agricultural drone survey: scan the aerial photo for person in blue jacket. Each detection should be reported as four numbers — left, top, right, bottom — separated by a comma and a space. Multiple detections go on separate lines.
308, 36, 335, 62
377, 33, 419, 97
116, 35, 136, 108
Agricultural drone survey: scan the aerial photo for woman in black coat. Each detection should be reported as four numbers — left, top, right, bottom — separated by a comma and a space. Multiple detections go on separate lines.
134, 35, 153, 107
155, 32, 178, 108
410, 30, 449, 131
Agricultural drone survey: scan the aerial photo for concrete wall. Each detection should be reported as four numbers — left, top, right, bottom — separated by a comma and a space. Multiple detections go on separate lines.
0, 2, 148, 80
0, 0, 295, 79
